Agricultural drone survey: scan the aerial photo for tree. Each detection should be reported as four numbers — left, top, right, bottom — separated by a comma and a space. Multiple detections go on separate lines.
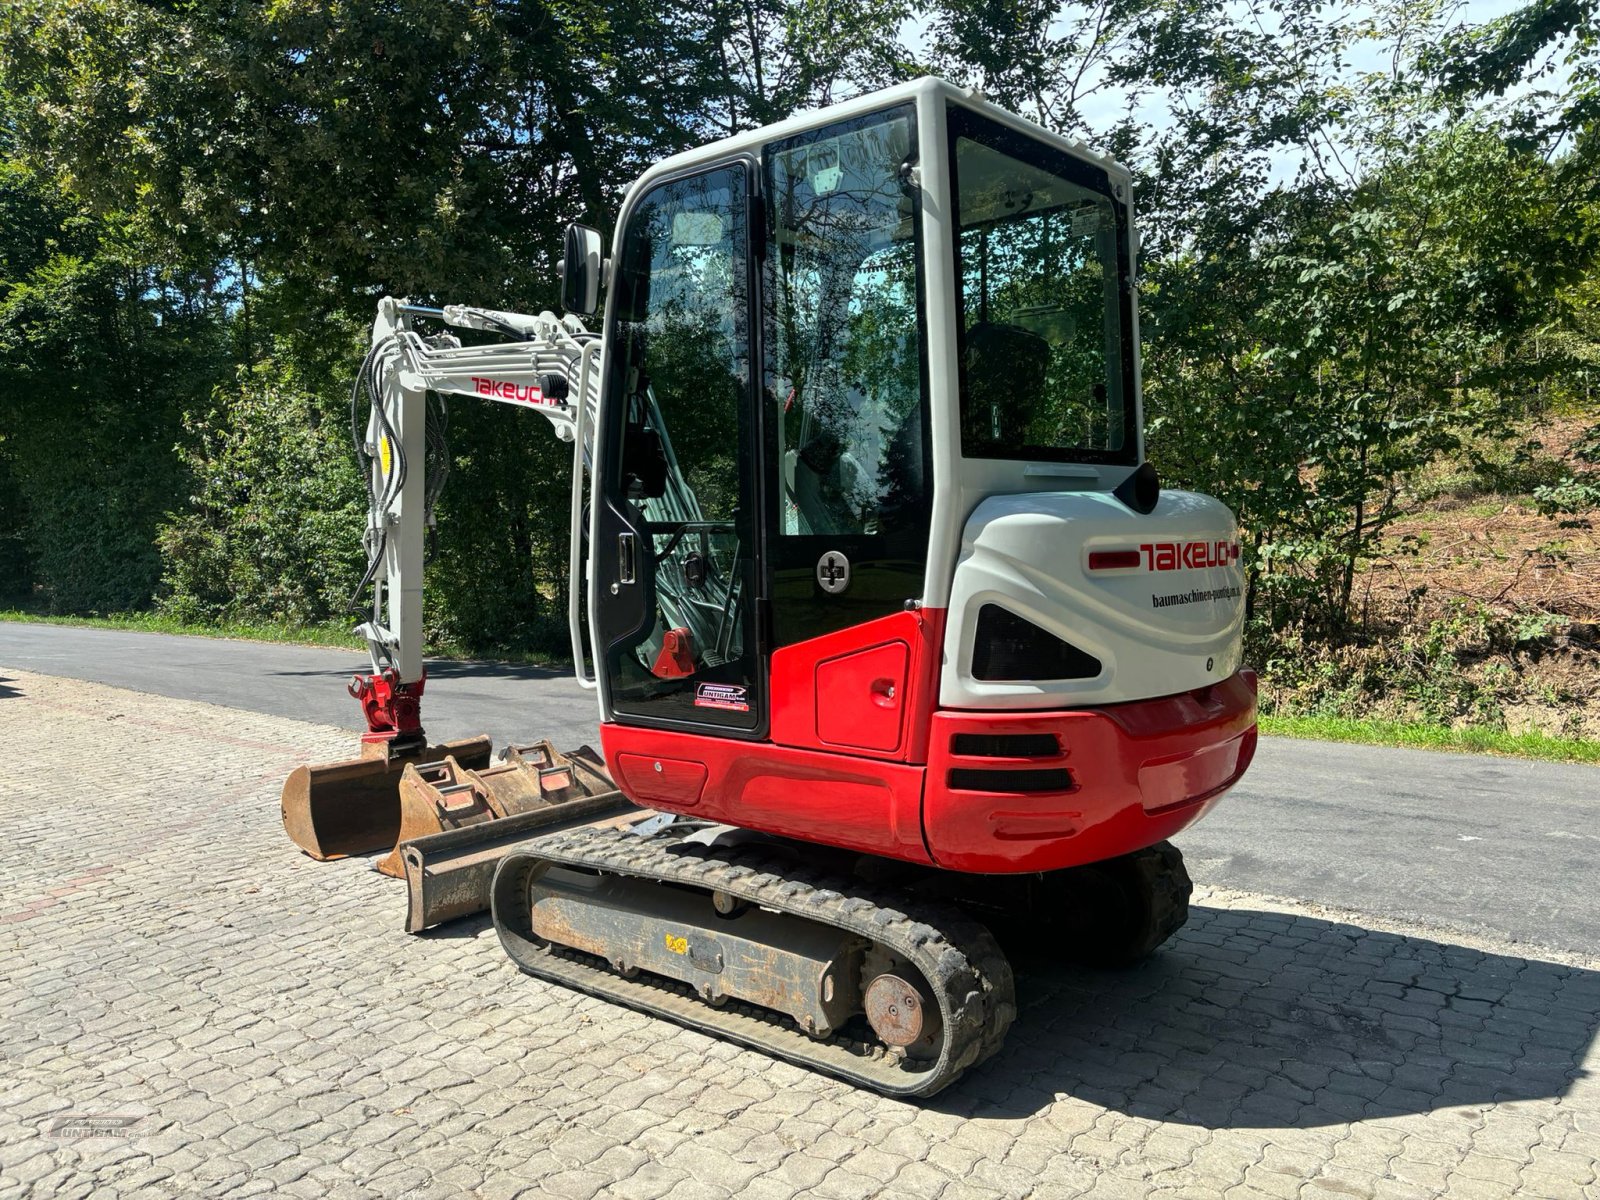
0, 135, 229, 612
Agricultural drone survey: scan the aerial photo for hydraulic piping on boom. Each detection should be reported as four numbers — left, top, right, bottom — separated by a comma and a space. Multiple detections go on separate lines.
281, 290, 622, 869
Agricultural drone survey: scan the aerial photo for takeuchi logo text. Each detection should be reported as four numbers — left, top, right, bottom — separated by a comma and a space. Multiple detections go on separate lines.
1140, 541, 1240, 571
470, 377, 547, 404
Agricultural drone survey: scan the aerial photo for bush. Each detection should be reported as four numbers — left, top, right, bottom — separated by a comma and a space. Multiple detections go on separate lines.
1256, 598, 1594, 732
158, 362, 366, 626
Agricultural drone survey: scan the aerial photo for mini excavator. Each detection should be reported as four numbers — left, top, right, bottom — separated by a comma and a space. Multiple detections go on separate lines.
283, 78, 1258, 1097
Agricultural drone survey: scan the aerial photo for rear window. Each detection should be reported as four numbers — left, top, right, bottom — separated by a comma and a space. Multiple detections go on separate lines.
948, 106, 1137, 464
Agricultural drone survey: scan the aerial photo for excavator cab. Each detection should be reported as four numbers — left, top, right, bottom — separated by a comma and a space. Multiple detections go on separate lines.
283, 79, 1257, 1096
587, 83, 1251, 867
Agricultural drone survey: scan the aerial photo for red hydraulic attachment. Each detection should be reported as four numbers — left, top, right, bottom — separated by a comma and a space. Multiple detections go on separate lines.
651, 627, 696, 679
349, 667, 426, 748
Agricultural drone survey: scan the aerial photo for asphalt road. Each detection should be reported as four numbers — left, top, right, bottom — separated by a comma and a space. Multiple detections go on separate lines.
4, 621, 1597, 956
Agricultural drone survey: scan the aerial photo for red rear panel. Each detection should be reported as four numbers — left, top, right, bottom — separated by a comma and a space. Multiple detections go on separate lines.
603, 724, 932, 864
769, 609, 946, 763
921, 670, 1258, 872
601, 669, 1257, 875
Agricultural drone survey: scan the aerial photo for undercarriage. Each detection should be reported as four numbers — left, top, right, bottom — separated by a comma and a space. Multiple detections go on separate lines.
489, 819, 1191, 1097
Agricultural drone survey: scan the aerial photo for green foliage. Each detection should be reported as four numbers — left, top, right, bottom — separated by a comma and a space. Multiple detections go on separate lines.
0, 153, 226, 612
0, 608, 367, 651
1576, 423, 1600, 464
0, 0, 916, 657
0, 0, 1596, 733
1258, 596, 1595, 736
158, 356, 367, 626
0, 453, 29, 600
1137, 0, 1599, 638
420, 407, 575, 656
1260, 713, 1600, 764
1533, 475, 1600, 516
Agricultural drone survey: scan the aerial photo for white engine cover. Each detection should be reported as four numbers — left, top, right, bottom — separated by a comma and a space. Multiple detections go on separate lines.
940, 489, 1246, 710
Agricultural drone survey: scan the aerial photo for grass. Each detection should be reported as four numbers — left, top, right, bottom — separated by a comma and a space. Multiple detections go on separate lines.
1261, 713, 1600, 764
0, 608, 566, 667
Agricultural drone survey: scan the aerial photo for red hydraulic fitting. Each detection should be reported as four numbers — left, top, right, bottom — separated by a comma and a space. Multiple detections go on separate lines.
349, 667, 426, 747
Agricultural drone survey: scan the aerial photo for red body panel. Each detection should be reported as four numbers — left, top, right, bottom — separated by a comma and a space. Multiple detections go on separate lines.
815, 640, 908, 753
604, 725, 932, 863
769, 608, 947, 763
601, 669, 1258, 876
921, 670, 1258, 872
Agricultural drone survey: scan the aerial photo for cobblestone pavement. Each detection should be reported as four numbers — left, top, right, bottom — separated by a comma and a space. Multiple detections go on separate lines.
2, 667, 1599, 1200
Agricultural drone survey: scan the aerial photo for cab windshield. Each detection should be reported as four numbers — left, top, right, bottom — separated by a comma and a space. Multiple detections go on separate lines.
948, 106, 1135, 463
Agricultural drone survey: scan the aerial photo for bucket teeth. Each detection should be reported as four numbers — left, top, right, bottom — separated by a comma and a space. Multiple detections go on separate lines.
380, 755, 534, 874
284, 734, 632, 930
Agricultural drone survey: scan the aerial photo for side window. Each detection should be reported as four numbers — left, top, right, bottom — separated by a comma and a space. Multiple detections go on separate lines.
612, 169, 750, 526
949, 108, 1134, 463
765, 110, 928, 538
603, 165, 759, 729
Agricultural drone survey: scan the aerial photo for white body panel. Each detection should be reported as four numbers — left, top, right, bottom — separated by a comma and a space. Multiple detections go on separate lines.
378, 344, 428, 685
909, 86, 1144, 616
940, 490, 1245, 709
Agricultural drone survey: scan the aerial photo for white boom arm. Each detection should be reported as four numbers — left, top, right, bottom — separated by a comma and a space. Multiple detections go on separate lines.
357, 296, 603, 704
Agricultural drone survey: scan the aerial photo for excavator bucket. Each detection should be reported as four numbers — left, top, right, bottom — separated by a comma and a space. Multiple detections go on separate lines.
379, 742, 635, 931
281, 736, 493, 860
375, 741, 616, 878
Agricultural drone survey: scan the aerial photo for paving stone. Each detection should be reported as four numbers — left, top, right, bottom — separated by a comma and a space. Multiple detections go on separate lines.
2, 667, 1599, 1200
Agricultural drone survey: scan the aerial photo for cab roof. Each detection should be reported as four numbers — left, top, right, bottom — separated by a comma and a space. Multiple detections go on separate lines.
635, 76, 1133, 198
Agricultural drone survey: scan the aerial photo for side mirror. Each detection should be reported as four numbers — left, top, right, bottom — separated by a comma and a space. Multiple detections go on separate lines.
559, 223, 604, 316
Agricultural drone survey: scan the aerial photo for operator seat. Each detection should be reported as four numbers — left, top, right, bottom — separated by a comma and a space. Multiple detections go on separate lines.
961, 322, 1052, 449
787, 425, 874, 535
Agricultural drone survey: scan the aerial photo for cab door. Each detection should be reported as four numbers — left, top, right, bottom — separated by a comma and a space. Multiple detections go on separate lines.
759, 105, 936, 758
592, 162, 766, 735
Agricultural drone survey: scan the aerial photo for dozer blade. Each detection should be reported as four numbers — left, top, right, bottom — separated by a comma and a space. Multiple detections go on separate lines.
282, 736, 493, 860
397, 793, 645, 933
376, 741, 620, 879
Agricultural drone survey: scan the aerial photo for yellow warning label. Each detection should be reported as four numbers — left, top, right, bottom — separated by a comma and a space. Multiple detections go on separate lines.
664, 934, 688, 955
378, 436, 392, 476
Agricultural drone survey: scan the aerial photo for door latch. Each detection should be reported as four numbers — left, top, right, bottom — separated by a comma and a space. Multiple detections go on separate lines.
618, 531, 637, 585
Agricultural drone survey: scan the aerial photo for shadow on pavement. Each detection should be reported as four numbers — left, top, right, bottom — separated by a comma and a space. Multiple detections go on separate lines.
416, 911, 496, 941
423, 659, 570, 682
944, 903, 1599, 1126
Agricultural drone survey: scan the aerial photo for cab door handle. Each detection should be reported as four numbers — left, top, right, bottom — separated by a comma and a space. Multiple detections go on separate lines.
618, 532, 637, 585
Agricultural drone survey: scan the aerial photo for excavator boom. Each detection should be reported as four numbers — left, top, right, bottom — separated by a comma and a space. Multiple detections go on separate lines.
280, 299, 617, 870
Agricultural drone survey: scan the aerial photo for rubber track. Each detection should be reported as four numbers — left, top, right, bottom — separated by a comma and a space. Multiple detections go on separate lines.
1127, 840, 1192, 963
491, 825, 1017, 1097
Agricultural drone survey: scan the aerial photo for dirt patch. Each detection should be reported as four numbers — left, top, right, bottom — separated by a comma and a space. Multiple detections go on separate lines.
1365, 505, 1600, 622
1262, 415, 1600, 739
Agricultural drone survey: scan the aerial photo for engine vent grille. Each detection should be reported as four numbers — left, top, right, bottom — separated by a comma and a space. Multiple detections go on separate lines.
950, 732, 1060, 758
970, 605, 1102, 682
947, 767, 1074, 793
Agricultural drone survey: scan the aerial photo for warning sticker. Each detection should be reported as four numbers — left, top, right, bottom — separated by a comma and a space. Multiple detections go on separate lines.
694, 682, 750, 712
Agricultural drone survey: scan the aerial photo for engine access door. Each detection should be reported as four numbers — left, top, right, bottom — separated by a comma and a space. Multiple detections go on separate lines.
593, 162, 765, 735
